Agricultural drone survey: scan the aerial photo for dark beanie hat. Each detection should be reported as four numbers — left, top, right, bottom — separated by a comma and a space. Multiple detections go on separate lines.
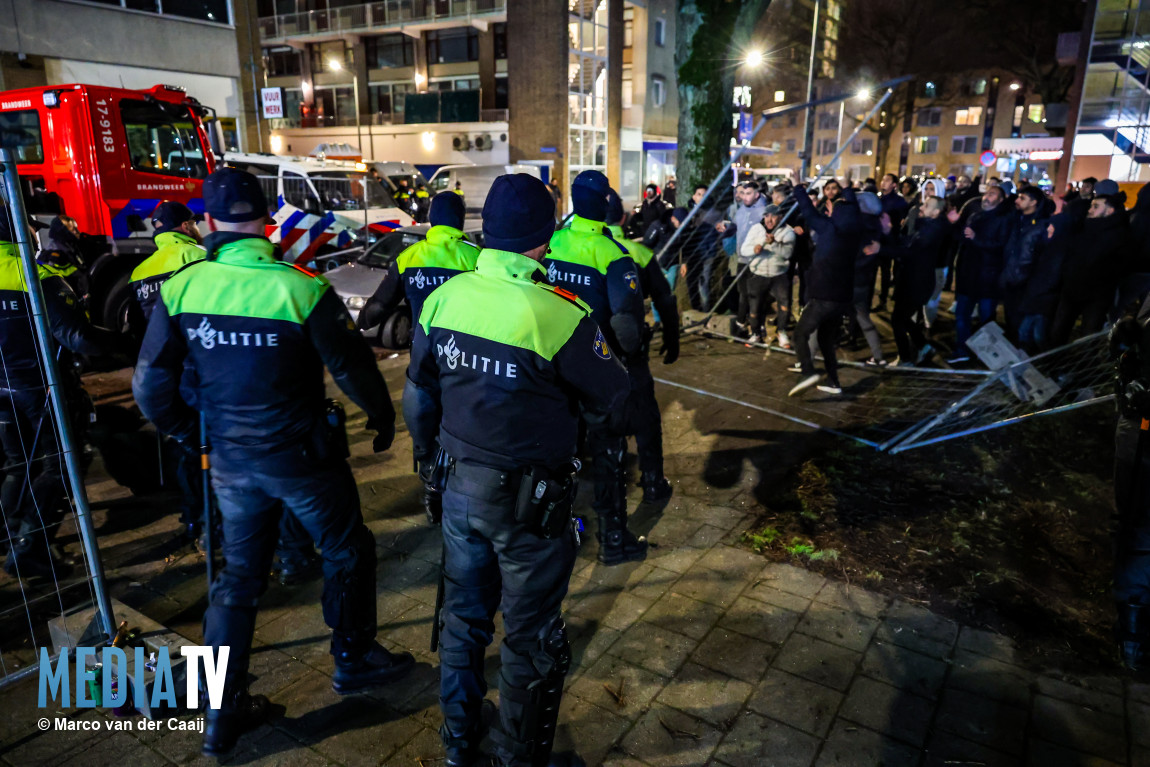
606, 188, 625, 225
203, 168, 269, 223
429, 192, 466, 230
482, 173, 556, 254
151, 201, 197, 235
571, 170, 610, 222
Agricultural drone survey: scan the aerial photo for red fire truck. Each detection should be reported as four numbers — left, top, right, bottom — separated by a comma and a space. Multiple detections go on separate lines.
0, 83, 219, 332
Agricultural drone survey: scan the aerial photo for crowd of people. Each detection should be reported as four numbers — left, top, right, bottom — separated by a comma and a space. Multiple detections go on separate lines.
629, 169, 1150, 394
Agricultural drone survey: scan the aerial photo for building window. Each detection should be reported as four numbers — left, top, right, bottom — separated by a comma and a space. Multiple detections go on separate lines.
914, 136, 939, 154
495, 76, 509, 109
922, 81, 938, 99
365, 34, 414, 69
818, 138, 837, 155
622, 65, 633, 107
955, 106, 983, 126
916, 107, 942, 127
787, 112, 798, 127
493, 23, 507, 59
1013, 105, 1025, 128
623, 8, 633, 48
311, 41, 349, 74
111, 0, 231, 23
654, 18, 666, 47
786, 138, 796, 152
651, 76, 666, 107
1028, 104, 1045, 123
818, 110, 837, 130
951, 136, 978, 154
774, 90, 785, 103
851, 137, 873, 154
426, 28, 479, 64
264, 47, 301, 77
368, 84, 392, 116
970, 78, 988, 96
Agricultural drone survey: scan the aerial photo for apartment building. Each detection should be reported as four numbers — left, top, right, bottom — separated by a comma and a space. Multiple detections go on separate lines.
619, 0, 676, 200
0, 0, 253, 149
751, 71, 1055, 186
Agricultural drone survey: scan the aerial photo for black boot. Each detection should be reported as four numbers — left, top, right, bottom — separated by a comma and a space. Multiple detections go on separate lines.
271, 550, 323, 586
640, 471, 672, 503
4, 536, 71, 579
1117, 602, 1149, 671
331, 638, 415, 694
596, 513, 647, 566
442, 721, 487, 767
492, 673, 583, 767
202, 689, 269, 757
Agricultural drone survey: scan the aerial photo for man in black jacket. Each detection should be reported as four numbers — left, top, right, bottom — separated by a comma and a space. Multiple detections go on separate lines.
788, 183, 861, 396
999, 186, 1049, 340
950, 185, 1013, 363
890, 196, 949, 364
1051, 193, 1130, 345
1018, 213, 1073, 352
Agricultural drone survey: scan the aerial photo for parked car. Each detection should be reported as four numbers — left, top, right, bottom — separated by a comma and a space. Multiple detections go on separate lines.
324, 224, 483, 349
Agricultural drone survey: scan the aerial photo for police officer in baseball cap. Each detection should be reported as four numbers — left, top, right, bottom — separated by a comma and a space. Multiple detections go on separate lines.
134, 167, 413, 756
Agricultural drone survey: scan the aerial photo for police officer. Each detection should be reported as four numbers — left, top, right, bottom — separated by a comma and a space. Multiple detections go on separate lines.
544, 170, 648, 565
133, 168, 414, 756
0, 213, 113, 576
361, 192, 477, 525
454, 180, 465, 201
37, 215, 89, 298
405, 173, 628, 767
1111, 291, 1150, 669
130, 202, 205, 322
604, 188, 677, 502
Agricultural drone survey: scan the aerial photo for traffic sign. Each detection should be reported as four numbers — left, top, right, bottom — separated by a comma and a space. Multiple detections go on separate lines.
980, 150, 996, 167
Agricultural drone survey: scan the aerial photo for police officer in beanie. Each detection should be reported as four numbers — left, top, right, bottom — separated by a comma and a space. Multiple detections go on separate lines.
405, 173, 628, 767
545, 170, 649, 565
130, 202, 206, 322
133, 168, 413, 756
360, 191, 478, 525
604, 188, 676, 501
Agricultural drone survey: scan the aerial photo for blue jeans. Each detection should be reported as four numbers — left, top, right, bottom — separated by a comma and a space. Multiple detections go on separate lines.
653, 265, 678, 324
1017, 314, 1047, 352
205, 456, 377, 686
954, 294, 998, 351
438, 468, 577, 763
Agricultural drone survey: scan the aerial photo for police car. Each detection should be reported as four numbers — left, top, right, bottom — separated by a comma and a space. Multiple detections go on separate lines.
324, 224, 483, 349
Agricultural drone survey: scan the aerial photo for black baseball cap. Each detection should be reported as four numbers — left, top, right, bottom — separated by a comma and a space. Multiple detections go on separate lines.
203, 168, 269, 223
151, 201, 198, 235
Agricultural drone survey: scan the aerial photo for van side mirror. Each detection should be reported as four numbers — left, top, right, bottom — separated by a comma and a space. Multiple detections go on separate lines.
126, 214, 148, 233
304, 197, 322, 215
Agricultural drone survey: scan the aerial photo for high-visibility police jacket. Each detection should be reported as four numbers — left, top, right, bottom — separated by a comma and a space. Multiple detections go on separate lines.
132, 232, 394, 465
404, 248, 628, 470
543, 215, 645, 358
130, 231, 206, 321
360, 225, 478, 330
0, 242, 109, 390
606, 224, 679, 334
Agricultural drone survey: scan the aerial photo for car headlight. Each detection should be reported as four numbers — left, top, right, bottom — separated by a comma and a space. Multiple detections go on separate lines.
345, 296, 367, 310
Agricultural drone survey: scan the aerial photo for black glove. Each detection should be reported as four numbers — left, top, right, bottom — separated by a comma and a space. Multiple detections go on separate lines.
366, 415, 395, 453
1110, 317, 1142, 360
660, 328, 680, 365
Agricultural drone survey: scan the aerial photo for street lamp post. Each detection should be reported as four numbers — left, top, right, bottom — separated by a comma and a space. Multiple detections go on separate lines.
800, 0, 821, 181
329, 56, 364, 158
836, 89, 870, 180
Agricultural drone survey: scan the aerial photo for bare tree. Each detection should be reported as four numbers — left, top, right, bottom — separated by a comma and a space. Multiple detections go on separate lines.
675, 0, 772, 189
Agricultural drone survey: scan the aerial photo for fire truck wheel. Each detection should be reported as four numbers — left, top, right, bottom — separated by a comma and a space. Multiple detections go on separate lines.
103, 272, 137, 336
379, 312, 412, 350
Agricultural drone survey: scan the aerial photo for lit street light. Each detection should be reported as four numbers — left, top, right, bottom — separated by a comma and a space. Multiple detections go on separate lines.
744, 50, 764, 68
328, 54, 363, 160
837, 87, 871, 174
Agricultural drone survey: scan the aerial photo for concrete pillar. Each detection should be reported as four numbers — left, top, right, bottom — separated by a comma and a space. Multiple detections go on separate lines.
233, 0, 264, 153
606, 0, 623, 187
508, 0, 567, 190
478, 27, 496, 112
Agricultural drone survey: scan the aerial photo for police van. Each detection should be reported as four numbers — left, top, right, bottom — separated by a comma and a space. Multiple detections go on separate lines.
224, 152, 415, 267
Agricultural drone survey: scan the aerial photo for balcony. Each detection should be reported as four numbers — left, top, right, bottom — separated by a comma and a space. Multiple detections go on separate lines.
259, 0, 507, 44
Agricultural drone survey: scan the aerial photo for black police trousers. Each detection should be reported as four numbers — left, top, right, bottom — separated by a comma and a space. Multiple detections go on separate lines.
0, 388, 67, 550
586, 359, 661, 514
1114, 415, 1150, 605
204, 454, 377, 689
438, 464, 577, 766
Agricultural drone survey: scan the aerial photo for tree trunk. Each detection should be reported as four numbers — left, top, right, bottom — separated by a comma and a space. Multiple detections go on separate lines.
675, 0, 772, 190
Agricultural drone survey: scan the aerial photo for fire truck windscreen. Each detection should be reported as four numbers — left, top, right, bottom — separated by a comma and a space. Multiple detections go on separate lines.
121, 99, 208, 179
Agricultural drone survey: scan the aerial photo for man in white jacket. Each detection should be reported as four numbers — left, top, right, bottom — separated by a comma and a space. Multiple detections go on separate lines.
740, 204, 796, 346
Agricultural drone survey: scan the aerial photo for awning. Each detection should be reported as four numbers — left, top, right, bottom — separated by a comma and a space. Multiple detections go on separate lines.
642, 141, 677, 152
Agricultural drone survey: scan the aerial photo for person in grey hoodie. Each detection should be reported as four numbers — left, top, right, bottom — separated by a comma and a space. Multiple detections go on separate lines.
719, 181, 769, 334
740, 204, 796, 345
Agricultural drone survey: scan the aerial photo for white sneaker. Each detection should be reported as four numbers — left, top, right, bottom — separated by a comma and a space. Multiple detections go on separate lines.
787, 362, 804, 373
776, 330, 792, 349
817, 384, 843, 395
789, 374, 821, 396
747, 333, 762, 345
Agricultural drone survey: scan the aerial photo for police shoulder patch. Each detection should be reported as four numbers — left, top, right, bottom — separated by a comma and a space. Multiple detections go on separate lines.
623, 271, 639, 292
593, 328, 612, 360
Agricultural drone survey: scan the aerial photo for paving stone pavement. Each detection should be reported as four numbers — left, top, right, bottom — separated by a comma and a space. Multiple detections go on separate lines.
1, 358, 1147, 766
